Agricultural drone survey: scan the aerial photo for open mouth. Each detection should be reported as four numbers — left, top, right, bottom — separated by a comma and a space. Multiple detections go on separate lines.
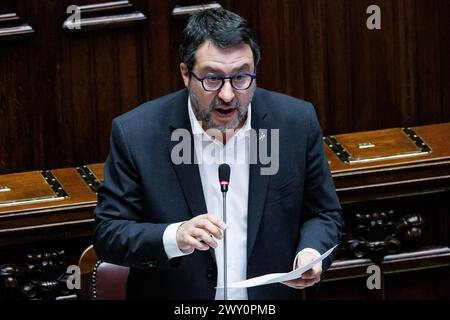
215, 107, 237, 115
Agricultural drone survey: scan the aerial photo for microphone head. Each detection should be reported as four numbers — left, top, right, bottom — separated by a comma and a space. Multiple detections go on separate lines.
218, 163, 230, 182
218, 164, 230, 192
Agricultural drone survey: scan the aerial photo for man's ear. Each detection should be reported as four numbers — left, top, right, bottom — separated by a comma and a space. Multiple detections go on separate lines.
180, 63, 190, 88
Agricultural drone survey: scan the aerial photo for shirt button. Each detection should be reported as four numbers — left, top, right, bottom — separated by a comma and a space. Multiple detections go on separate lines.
142, 261, 158, 269
206, 268, 216, 280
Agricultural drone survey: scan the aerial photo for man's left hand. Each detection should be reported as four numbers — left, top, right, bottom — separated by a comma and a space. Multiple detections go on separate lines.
282, 251, 322, 290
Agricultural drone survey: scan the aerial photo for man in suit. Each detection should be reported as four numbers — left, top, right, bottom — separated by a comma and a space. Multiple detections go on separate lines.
94, 8, 343, 300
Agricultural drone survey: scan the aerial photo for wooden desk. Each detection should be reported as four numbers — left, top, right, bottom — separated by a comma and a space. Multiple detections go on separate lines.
314, 122, 450, 299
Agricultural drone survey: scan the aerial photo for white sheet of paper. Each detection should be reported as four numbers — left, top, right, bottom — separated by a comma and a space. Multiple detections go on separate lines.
217, 245, 337, 289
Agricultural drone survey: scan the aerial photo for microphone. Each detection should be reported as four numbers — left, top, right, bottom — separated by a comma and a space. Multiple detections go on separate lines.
218, 163, 230, 300
219, 163, 230, 192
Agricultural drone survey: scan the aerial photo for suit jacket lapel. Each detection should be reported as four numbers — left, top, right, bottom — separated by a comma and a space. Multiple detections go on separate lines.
167, 90, 215, 262
167, 90, 208, 217
247, 90, 271, 261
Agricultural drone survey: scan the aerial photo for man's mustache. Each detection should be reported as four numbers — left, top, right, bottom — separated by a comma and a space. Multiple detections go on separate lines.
209, 99, 240, 110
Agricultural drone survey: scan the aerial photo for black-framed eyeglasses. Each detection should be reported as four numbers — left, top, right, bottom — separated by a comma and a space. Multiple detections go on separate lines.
189, 70, 257, 92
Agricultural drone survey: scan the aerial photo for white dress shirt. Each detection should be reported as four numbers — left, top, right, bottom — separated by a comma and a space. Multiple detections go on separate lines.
162, 98, 320, 300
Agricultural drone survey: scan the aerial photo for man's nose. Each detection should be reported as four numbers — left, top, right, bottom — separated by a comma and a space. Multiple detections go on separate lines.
218, 80, 235, 103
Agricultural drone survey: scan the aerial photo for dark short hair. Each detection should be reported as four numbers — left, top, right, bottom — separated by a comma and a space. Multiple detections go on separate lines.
179, 8, 261, 70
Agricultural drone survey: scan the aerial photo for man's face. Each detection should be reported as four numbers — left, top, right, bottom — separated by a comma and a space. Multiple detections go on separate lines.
180, 41, 256, 132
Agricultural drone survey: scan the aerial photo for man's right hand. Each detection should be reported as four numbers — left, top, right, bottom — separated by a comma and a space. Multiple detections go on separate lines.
176, 213, 226, 252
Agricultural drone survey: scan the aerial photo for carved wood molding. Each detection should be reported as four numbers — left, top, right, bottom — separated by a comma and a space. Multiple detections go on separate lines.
342, 210, 425, 263
0, 250, 73, 300
62, 1, 147, 33
0, 13, 34, 41
172, 2, 222, 16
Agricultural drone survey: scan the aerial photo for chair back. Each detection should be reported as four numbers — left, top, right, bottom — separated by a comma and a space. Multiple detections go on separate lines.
78, 245, 129, 300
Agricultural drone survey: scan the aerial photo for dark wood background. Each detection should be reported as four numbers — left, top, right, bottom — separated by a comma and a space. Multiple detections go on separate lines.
1, 0, 449, 174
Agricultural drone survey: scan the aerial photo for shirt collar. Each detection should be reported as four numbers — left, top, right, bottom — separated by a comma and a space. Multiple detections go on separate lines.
187, 97, 252, 136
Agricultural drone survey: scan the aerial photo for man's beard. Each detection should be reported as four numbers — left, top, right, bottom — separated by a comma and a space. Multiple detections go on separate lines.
189, 87, 251, 133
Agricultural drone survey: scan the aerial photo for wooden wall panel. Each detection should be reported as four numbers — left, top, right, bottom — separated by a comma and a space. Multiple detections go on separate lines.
348, 0, 379, 133
0, 1, 34, 173
141, 1, 185, 99
0, 0, 449, 174
58, 0, 150, 166
117, 30, 143, 112
373, 0, 399, 130
92, 33, 117, 161
0, 44, 34, 172
300, 0, 329, 131
415, 0, 442, 125
394, 0, 417, 127
325, 0, 352, 134
68, 35, 98, 165
280, 1, 306, 99
28, 1, 65, 171
256, 0, 284, 94
438, 0, 450, 122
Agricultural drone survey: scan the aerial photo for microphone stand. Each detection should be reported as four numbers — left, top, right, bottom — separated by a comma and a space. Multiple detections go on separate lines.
222, 191, 227, 300
218, 163, 230, 301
